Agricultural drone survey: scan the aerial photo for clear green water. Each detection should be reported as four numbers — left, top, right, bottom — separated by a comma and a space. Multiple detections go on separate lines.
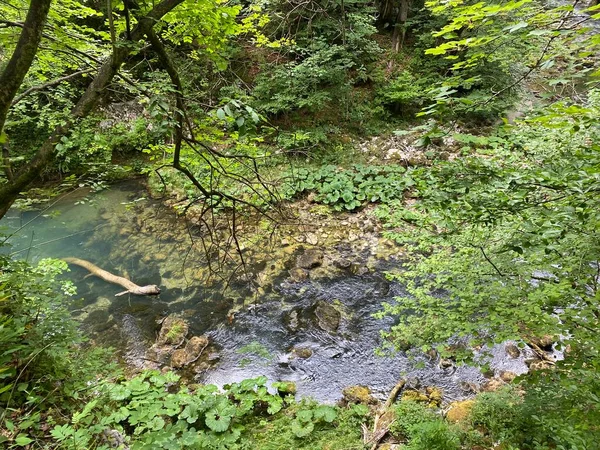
1, 181, 531, 402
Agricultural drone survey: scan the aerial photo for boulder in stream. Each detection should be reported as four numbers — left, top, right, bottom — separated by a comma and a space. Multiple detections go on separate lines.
291, 346, 313, 359
314, 300, 341, 333
288, 268, 308, 283
284, 310, 300, 332
296, 248, 324, 269
499, 370, 518, 382
157, 315, 189, 347
482, 378, 506, 392
170, 336, 209, 368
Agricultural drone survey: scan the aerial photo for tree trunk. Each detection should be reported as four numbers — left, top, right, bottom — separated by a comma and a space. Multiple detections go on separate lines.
391, 0, 411, 53
0, 0, 184, 219
0, 0, 52, 137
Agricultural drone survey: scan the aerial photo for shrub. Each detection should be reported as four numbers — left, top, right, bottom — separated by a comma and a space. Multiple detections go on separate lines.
406, 420, 461, 450
0, 257, 115, 448
469, 386, 523, 441
390, 400, 439, 438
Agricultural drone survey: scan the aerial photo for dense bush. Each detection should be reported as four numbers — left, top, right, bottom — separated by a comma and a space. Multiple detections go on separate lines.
0, 257, 115, 448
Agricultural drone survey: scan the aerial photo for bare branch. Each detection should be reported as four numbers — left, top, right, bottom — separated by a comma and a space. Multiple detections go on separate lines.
11, 68, 95, 106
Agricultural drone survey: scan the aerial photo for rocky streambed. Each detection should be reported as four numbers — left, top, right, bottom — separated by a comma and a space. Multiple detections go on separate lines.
0, 180, 559, 403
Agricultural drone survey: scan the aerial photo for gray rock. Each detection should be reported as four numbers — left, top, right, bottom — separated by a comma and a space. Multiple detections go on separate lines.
296, 248, 324, 269
505, 343, 521, 358
334, 258, 352, 269
170, 335, 209, 368
306, 233, 319, 245
288, 267, 309, 282
439, 358, 454, 370
314, 300, 341, 332
285, 309, 300, 331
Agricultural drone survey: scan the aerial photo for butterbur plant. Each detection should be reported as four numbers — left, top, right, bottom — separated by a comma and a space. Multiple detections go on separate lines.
285, 164, 414, 211
291, 405, 337, 438
50, 373, 294, 449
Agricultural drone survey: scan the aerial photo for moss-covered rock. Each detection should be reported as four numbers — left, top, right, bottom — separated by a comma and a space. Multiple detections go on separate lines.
402, 389, 430, 403
342, 385, 376, 405
445, 400, 475, 424
291, 347, 313, 359
425, 386, 443, 407
288, 267, 308, 282
157, 315, 188, 347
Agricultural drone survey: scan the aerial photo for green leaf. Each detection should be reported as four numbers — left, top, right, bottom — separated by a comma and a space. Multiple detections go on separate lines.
314, 405, 337, 423
15, 435, 33, 446
51, 424, 75, 442
505, 21, 528, 33
291, 420, 314, 437
205, 406, 233, 432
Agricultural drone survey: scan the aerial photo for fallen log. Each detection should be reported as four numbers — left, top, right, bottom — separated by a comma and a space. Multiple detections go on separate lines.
364, 379, 406, 450
63, 257, 160, 296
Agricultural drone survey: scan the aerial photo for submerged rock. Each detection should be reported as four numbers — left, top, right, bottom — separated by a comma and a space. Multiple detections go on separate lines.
296, 248, 324, 269
459, 381, 479, 394
405, 377, 421, 390
439, 358, 454, 370
284, 310, 300, 332
288, 267, 308, 283
291, 347, 313, 359
157, 315, 188, 347
170, 336, 209, 368
314, 300, 341, 332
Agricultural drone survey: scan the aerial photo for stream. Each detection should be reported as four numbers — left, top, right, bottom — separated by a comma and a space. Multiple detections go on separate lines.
0, 180, 533, 403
